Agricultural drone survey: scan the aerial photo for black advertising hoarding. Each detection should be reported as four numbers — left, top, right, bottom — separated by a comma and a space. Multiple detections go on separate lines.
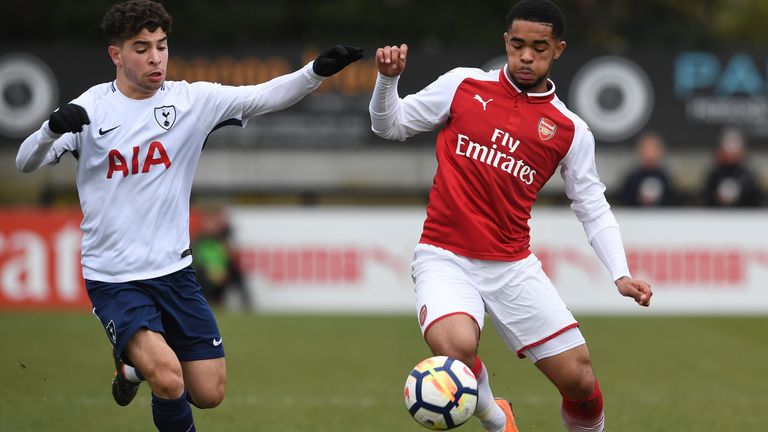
553, 48, 768, 151
0, 43, 112, 143
1, 43, 766, 150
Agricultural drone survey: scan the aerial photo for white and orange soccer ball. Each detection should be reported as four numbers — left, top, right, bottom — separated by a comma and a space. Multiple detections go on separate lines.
403, 356, 478, 430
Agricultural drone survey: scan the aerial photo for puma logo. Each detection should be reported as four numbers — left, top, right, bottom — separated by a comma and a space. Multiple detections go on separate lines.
473, 94, 493, 110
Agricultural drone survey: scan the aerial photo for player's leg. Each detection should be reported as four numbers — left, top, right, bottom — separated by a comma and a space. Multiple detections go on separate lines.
124, 329, 197, 432
181, 358, 227, 408
134, 264, 227, 430
86, 279, 153, 407
500, 255, 603, 432
87, 276, 196, 431
157, 266, 227, 409
483, 253, 586, 431
424, 316, 514, 432
533, 343, 604, 432
412, 244, 515, 432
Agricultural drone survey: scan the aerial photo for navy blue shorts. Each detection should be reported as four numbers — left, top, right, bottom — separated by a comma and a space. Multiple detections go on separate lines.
86, 266, 225, 363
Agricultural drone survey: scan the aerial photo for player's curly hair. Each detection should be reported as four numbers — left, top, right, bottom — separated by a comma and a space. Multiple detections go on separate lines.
101, 0, 172, 45
506, 0, 565, 39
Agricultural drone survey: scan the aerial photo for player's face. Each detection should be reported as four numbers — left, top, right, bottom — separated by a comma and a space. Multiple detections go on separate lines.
109, 28, 168, 99
503, 20, 565, 93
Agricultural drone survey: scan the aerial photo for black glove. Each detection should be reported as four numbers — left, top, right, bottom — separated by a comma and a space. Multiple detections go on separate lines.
312, 45, 365, 77
48, 103, 90, 134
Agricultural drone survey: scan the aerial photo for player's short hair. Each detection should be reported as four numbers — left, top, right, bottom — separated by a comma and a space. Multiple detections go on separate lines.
505, 0, 565, 40
101, 0, 172, 46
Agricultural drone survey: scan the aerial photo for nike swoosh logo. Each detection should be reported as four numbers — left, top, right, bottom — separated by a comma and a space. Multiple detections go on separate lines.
212, 337, 223, 347
98, 125, 121, 136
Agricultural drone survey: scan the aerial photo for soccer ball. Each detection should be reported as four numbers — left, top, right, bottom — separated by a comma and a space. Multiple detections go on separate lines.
403, 356, 478, 430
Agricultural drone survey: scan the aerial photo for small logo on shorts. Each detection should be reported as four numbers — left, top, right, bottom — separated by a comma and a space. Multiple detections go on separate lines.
212, 337, 223, 347
419, 305, 428, 327
106, 320, 117, 344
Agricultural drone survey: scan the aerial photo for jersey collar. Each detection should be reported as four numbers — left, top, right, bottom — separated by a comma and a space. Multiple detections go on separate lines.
110, 80, 167, 93
499, 66, 556, 104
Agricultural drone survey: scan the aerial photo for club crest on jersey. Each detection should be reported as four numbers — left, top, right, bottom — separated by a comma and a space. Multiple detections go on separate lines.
154, 105, 176, 130
537, 117, 557, 141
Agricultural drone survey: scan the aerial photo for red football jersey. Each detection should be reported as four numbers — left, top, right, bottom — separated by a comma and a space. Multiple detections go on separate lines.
371, 67, 610, 262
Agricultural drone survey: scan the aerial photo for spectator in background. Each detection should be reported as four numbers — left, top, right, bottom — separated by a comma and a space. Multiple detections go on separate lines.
620, 130, 677, 207
703, 128, 763, 207
193, 209, 252, 310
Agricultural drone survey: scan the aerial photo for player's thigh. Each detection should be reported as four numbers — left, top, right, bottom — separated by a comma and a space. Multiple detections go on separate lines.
181, 357, 227, 408
482, 254, 578, 358
86, 279, 165, 362
412, 244, 485, 339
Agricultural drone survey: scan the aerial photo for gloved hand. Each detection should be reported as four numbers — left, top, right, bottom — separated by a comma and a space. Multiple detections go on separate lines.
312, 45, 365, 77
48, 103, 90, 134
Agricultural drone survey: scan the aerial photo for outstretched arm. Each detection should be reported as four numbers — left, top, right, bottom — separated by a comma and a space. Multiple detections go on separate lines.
240, 45, 364, 118
192, 45, 364, 132
562, 126, 653, 307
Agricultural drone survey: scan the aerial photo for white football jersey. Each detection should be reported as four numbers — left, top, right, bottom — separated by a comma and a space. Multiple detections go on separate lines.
17, 62, 323, 282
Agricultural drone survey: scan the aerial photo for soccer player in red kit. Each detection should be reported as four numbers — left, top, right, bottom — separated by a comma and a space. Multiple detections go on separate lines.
369, 1, 652, 431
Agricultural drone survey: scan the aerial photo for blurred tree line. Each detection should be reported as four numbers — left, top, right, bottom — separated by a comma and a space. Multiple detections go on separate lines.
2, 0, 767, 49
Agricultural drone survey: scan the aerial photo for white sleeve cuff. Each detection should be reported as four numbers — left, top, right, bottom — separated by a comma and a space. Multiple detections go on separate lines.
369, 73, 401, 117
587, 222, 631, 281
369, 73, 407, 141
303, 61, 326, 82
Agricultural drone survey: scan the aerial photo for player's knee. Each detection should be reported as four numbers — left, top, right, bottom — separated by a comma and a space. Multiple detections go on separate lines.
191, 389, 225, 409
559, 365, 596, 400
145, 359, 185, 398
154, 374, 185, 399
424, 317, 479, 368
189, 380, 226, 409
429, 341, 476, 368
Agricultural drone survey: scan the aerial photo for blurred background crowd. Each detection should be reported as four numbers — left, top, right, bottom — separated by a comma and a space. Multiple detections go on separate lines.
1, 0, 768, 210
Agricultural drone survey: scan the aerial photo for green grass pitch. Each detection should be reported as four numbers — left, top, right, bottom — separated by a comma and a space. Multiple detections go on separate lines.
1, 312, 766, 431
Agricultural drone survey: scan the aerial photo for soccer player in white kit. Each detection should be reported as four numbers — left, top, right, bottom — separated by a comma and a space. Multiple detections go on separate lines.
369, 1, 652, 431
15, 1, 363, 431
